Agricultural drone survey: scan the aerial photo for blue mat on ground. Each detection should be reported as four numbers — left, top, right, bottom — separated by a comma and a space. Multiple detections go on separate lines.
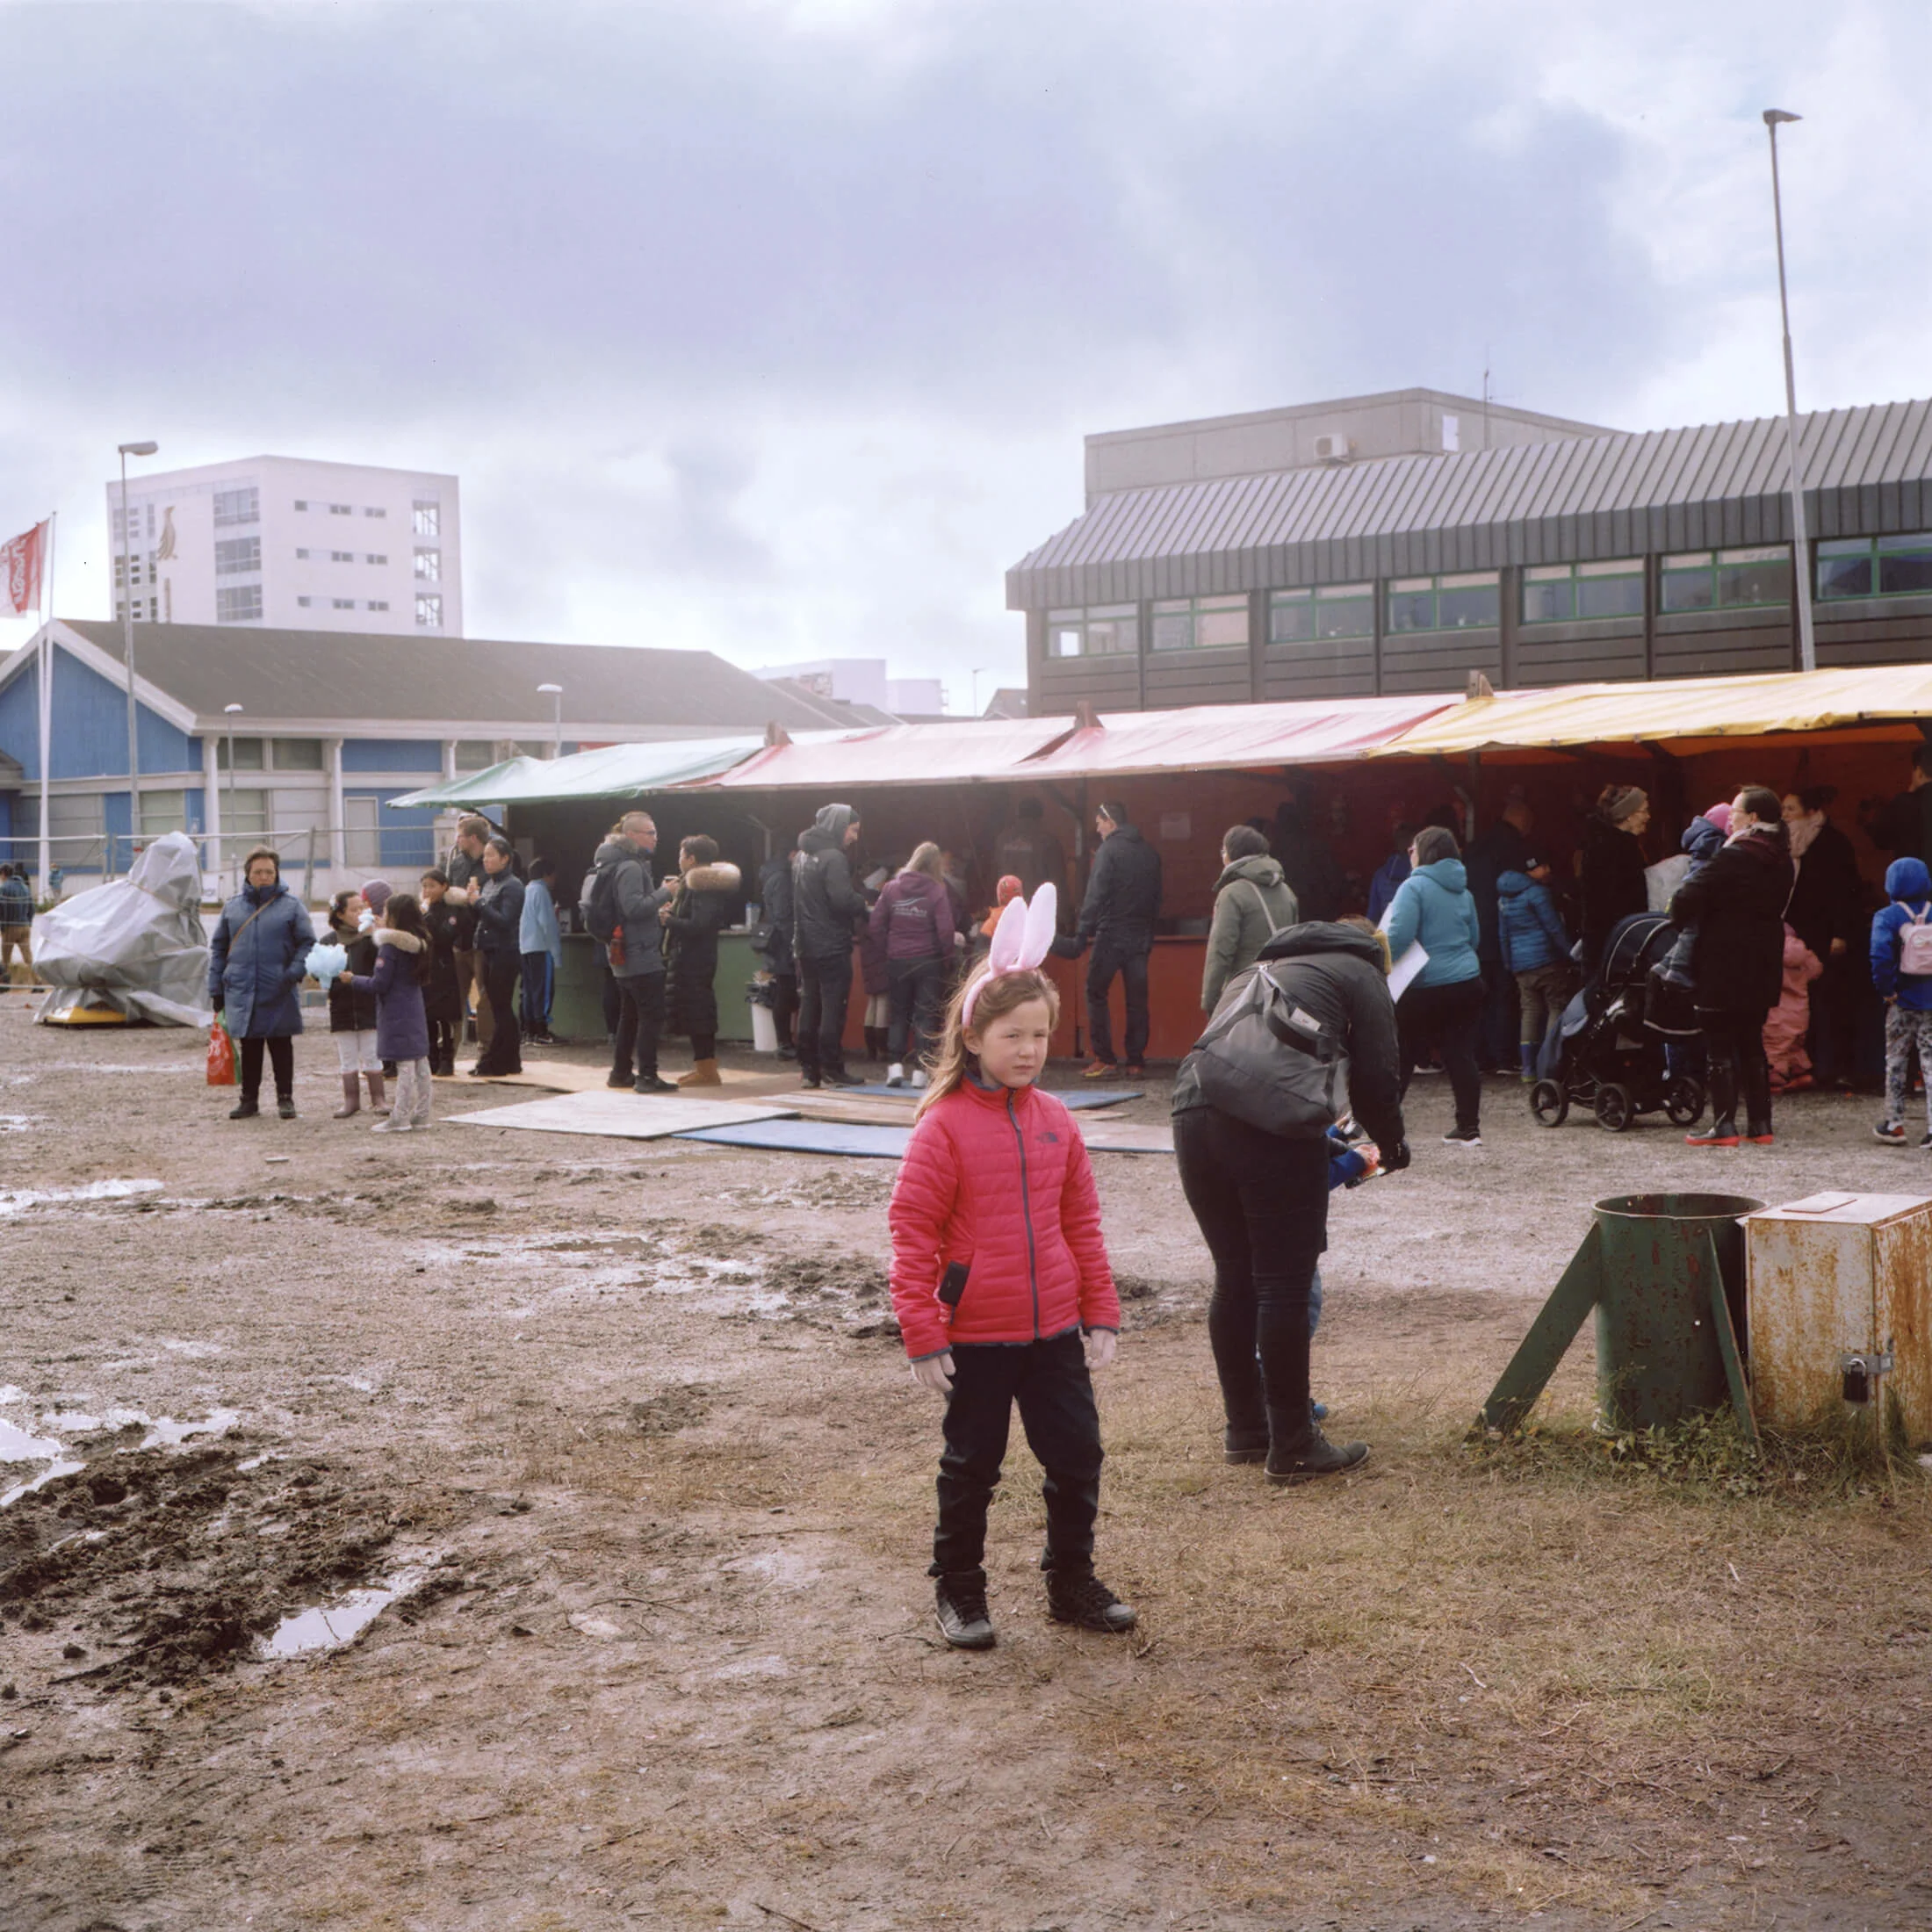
831, 1083, 1143, 1108
674, 1118, 912, 1159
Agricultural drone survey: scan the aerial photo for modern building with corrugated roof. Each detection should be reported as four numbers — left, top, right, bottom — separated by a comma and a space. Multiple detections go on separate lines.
1007, 389, 1932, 716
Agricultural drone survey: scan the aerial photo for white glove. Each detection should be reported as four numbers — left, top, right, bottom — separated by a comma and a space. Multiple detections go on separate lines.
1085, 1328, 1117, 1372
911, 1352, 955, 1392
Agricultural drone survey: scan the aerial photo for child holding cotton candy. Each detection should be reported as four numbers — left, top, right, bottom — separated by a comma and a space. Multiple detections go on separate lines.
887, 883, 1135, 1653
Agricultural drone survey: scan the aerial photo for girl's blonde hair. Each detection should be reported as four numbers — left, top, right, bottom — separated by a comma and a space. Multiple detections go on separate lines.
916, 967, 1060, 1118
903, 840, 944, 880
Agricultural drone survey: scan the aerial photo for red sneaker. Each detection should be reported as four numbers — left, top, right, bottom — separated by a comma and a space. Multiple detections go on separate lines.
1684, 1126, 1741, 1148
1744, 1131, 1775, 1145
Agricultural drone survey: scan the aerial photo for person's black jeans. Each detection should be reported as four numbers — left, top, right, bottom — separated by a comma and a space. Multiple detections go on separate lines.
797, 950, 853, 1080
1086, 934, 1151, 1068
238, 1034, 295, 1105
1806, 951, 1860, 1089
612, 971, 666, 1083
930, 1330, 1103, 1586
600, 957, 622, 1041
886, 954, 947, 1065
475, 949, 523, 1073
1700, 1005, 1773, 1134
429, 1013, 459, 1070
1396, 975, 1485, 1133
1173, 1106, 1329, 1453
772, 970, 798, 1050
1476, 957, 1519, 1070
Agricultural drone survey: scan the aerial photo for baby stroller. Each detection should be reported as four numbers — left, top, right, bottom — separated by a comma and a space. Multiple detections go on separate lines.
1528, 912, 1705, 1132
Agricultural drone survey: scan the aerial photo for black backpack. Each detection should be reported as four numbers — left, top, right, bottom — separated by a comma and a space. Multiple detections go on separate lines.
581, 857, 625, 946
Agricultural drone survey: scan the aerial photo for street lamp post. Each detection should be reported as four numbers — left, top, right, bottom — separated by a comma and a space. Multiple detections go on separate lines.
1763, 109, 1816, 673
537, 683, 563, 760
223, 703, 243, 890
117, 439, 158, 861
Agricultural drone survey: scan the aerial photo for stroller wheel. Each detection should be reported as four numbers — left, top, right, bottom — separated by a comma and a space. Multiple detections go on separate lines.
1594, 1082, 1635, 1133
1663, 1076, 1705, 1127
1529, 1078, 1569, 1128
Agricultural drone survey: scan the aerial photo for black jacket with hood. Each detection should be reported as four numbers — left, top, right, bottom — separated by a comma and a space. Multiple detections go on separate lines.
792, 804, 869, 962
1077, 823, 1163, 948
1667, 825, 1795, 1015
1172, 922, 1406, 1153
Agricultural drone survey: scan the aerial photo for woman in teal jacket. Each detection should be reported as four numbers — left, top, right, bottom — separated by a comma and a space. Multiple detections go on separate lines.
1384, 825, 1485, 1147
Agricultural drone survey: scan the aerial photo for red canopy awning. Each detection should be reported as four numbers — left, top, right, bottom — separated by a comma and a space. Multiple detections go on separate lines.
699, 718, 1077, 789
1017, 695, 1462, 780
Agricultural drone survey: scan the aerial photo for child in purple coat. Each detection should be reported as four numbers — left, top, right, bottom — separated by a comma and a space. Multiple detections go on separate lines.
341, 892, 434, 1132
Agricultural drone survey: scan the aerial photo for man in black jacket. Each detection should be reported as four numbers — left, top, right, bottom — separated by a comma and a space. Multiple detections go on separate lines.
792, 803, 868, 1088
756, 844, 799, 1055
1076, 801, 1162, 1077
1171, 921, 1410, 1484
593, 811, 675, 1093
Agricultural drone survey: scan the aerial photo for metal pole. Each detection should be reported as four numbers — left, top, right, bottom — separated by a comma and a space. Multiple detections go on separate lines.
36, 512, 54, 897
224, 703, 242, 893
119, 448, 137, 866
1765, 111, 1816, 673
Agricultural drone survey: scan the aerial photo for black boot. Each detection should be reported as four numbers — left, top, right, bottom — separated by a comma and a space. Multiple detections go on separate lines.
1045, 1569, 1136, 1633
1223, 1427, 1269, 1466
228, 1096, 260, 1120
1265, 1422, 1368, 1486
934, 1571, 995, 1650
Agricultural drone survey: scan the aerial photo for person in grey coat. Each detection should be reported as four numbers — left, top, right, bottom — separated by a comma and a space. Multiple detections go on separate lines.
1200, 825, 1300, 1013
591, 810, 675, 1092
209, 847, 315, 1120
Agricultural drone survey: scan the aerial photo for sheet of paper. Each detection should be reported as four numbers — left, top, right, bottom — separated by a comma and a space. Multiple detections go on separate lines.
1386, 943, 1429, 1003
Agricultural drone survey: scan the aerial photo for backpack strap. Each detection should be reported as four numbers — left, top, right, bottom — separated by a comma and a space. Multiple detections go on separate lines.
1244, 878, 1286, 938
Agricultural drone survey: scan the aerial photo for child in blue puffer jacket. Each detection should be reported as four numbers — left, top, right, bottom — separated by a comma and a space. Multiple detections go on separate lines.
1871, 856, 1932, 1146
1655, 804, 1733, 988
1496, 856, 1573, 1080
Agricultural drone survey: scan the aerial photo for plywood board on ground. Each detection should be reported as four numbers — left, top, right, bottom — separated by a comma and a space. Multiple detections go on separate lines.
442, 1058, 802, 1096
449, 1090, 798, 1141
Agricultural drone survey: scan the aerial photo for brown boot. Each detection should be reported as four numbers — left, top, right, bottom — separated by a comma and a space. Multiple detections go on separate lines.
677, 1058, 722, 1087
365, 1071, 390, 1115
333, 1074, 360, 1119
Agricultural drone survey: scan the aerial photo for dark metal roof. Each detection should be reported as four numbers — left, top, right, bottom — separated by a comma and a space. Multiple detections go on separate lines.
49, 620, 834, 735
1007, 400, 1932, 609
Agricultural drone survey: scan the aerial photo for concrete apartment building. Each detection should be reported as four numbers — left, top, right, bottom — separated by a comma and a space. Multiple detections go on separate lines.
1008, 387, 1932, 715
109, 455, 463, 638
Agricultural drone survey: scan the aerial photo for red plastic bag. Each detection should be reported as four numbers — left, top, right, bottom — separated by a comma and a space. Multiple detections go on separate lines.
206, 1020, 236, 1087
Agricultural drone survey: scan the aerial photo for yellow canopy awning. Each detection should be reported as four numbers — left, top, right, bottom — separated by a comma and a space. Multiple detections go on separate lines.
1369, 665, 1932, 758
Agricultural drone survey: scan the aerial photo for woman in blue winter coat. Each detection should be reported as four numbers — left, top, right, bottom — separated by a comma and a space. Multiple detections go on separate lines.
1384, 825, 1485, 1146
208, 847, 316, 1120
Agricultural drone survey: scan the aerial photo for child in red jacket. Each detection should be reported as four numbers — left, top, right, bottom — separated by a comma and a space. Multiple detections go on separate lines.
888, 886, 1134, 1651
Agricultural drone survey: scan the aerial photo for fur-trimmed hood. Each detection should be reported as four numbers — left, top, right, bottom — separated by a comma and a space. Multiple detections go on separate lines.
374, 926, 424, 952
680, 861, 742, 894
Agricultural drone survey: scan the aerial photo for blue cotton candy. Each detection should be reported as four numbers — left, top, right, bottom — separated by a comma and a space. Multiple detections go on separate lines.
307, 942, 350, 990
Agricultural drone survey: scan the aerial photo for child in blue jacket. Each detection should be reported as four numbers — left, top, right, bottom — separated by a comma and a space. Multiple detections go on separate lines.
1496, 856, 1574, 1079
1871, 856, 1932, 1146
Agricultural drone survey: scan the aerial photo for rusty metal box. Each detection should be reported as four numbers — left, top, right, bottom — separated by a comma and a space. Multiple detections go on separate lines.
1742, 1193, 1932, 1439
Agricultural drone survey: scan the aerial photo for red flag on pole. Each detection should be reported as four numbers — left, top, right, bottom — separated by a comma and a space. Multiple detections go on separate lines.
0, 519, 47, 616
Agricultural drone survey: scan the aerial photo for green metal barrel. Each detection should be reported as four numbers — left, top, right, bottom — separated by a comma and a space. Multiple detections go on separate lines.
1591, 1193, 1764, 1431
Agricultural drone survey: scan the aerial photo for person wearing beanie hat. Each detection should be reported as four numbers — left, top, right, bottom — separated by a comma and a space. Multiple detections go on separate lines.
1703, 801, 1732, 836
979, 875, 1023, 940
360, 879, 393, 918
1579, 784, 1651, 970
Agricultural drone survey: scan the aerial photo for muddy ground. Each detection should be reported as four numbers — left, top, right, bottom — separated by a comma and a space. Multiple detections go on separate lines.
2, 1002, 1928, 1931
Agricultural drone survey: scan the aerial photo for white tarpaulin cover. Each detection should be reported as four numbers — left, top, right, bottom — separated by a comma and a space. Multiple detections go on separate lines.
32, 833, 213, 1027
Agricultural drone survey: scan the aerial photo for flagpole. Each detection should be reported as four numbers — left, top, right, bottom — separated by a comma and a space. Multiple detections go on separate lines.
38, 513, 54, 895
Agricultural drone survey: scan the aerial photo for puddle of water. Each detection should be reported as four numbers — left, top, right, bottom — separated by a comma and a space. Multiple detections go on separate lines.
162, 1339, 223, 1359
1, 1458, 86, 1508
258, 1567, 424, 1660
236, 1451, 282, 1473
0, 1178, 163, 1216
141, 1409, 239, 1450
0, 1385, 27, 1405
0, 1417, 64, 1463
0, 1114, 37, 1132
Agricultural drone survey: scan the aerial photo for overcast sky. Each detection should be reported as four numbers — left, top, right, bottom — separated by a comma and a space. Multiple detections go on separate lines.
2, 0, 1927, 707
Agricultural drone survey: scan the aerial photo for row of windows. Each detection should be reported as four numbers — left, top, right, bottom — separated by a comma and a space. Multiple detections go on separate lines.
216, 737, 325, 772
213, 486, 258, 528
296, 596, 388, 611
215, 537, 261, 576
294, 549, 389, 564
291, 499, 441, 537
217, 585, 263, 623
1046, 534, 1932, 655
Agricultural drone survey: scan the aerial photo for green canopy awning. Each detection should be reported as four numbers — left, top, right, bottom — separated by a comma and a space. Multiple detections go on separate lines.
386, 735, 764, 809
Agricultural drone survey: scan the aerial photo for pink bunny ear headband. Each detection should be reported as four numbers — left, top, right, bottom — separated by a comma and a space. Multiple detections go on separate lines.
962, 884, 1057, 1031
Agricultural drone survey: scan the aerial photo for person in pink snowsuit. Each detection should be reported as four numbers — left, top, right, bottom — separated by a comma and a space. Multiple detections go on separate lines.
1763, 922, 1823, 1092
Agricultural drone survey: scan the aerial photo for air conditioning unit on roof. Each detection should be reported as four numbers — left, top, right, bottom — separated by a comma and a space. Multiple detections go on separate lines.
1311, 434, 1353, 464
